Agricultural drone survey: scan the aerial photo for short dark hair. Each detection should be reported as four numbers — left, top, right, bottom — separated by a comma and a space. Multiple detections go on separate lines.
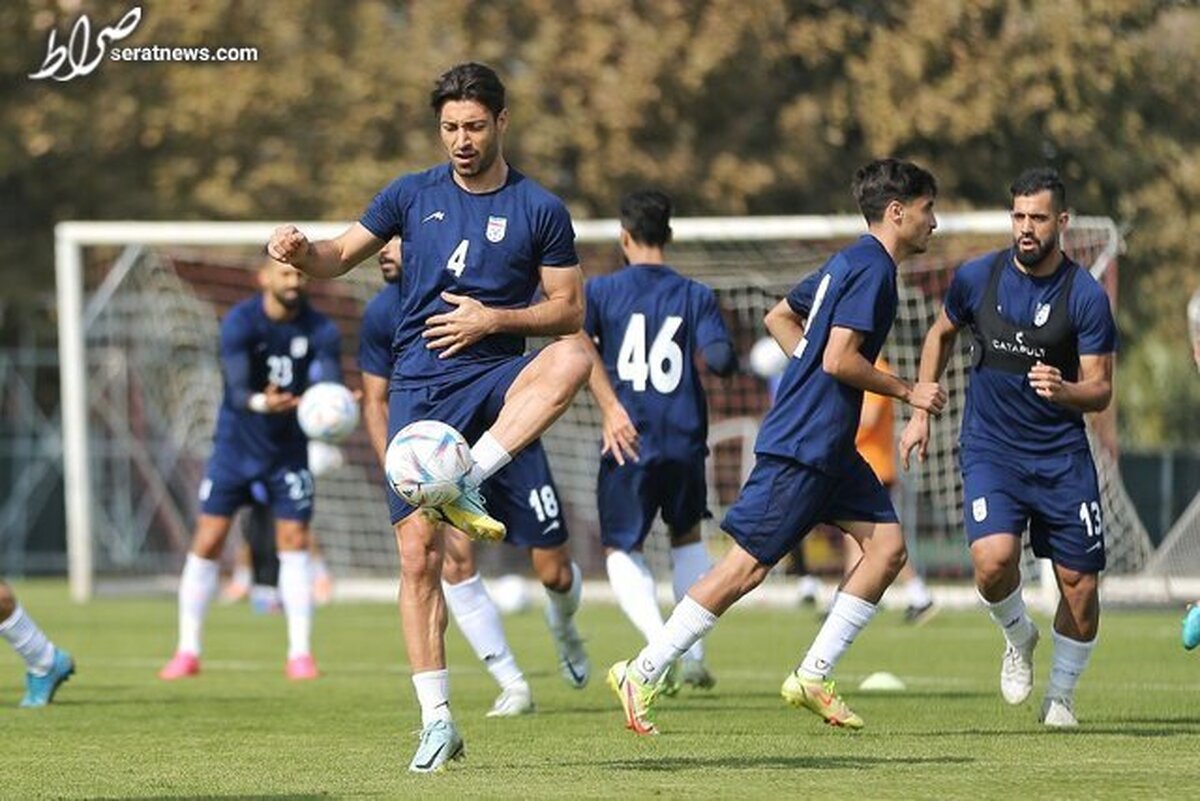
1010, 167, 1066, 212
430, 62, 506, 118
852, 159, 938, 223
620, 190, 673, 247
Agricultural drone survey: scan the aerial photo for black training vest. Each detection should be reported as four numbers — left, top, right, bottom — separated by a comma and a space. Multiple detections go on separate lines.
970, 251, 1079, 381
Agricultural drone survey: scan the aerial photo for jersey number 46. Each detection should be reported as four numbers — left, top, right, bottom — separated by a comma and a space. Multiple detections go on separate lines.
617, 314, 683, 394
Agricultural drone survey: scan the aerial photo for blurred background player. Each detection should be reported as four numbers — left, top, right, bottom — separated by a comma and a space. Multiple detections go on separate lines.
608, 159, 945, 735
269, 63, 592, 772
901, 167, 1118, 727
159, 254, 343, 682
0, 581, 74, 707
359, 239, 586, 717
1183, 286, 1200, 649
574, 189, 735, 692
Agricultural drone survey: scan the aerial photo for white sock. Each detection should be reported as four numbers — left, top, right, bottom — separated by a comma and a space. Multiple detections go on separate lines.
279, 550, 313, 659
230, 563, 252, 588
1047, 629, 1096, 699
0, 604, 56, 675
412, 669, 453, 727
981, 583, 1036, 649
443, 574, 525, 690
177, 553, 219, 655
671, 542, 711, 662
907, 576, 932, 609
544, 562, 582, 633
799, 591, 877, 679
605, 551, 665, 643
468, 432, 512, 485
632, 595, 717, 685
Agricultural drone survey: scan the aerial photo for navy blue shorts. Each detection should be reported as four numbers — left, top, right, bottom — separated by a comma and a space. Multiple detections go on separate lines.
961, 448, 1105, 573
385, 355, 533, 524
722, 452, 897, 566
199, 450, 313, 522
597, 455, 708, 552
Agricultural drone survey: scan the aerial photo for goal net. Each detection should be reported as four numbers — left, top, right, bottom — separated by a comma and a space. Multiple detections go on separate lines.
56, 215, 1167, 603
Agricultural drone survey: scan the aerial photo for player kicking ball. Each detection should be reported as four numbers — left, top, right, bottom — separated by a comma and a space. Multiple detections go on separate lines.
608, 159, 946, 735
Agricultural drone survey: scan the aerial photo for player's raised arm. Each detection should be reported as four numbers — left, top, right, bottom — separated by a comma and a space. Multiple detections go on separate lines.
899, 308, 960, 468
268, 222, 385, 280
823, 326, 946, 414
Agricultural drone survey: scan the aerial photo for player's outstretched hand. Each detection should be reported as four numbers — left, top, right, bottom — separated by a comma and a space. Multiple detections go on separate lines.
899, 414, 930, 471
601, 403, 640, 466
1028, 361, 1066, 402
267, 225, 310, 264
264, 383, 299, 413
423, 292, 496, 358
907, 381, 947, 415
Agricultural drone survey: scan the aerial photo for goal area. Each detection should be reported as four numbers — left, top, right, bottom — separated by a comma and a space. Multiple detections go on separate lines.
55, 214, 1192, 605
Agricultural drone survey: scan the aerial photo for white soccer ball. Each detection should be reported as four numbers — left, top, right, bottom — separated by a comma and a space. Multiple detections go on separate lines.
297, 382, 359, 443
489, 574, 531, 615
385, 420, 473, 507
306, 440, 345, 478
748, 336, 789, 378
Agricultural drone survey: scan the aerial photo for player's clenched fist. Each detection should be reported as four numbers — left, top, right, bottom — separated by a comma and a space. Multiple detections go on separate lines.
907, 381, 947, 415
268, 224, 310, 264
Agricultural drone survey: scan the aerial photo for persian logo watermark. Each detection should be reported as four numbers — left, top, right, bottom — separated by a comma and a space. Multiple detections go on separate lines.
30, 6, 258, 82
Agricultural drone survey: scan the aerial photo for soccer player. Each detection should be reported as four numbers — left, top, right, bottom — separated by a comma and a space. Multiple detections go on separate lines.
158, 254, 343, 682
268, 63, 592, 772
359, 238, 587, 719
575, 189, 735, 692
608, 158, 945, 735
899, 167, 1118, 727
0, 582, 74, 707
1181, 287, 1200, 649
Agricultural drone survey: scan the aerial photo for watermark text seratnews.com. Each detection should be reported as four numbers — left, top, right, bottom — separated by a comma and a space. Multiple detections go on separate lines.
30, 6, 258, 83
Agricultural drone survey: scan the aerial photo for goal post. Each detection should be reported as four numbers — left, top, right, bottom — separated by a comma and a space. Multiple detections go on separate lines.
55, 213, 1150, 604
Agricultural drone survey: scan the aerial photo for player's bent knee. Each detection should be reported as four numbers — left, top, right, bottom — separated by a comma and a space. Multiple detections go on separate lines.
395, 515, 442, 582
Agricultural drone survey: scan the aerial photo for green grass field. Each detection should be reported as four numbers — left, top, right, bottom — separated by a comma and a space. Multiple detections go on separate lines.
1, 581, 1198, 800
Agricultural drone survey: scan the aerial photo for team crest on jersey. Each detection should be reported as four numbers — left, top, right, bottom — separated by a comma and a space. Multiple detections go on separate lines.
486, 215, 507, 243
290, 336, 309, 358
1033, 303, 1051, 327
972, 497, 988, 523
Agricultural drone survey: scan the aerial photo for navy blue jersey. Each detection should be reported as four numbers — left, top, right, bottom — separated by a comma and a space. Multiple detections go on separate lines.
212, 296, 341, 469
945, 250, 1118, 457
359, 164, 578, 388
358, 284, 401, 378
755, 235, 898, 475
584, 265, 732, 460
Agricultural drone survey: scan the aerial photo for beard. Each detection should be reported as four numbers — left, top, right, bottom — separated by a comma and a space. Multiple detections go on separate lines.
1014, 234, 1057, 267
274, 289, 303, 310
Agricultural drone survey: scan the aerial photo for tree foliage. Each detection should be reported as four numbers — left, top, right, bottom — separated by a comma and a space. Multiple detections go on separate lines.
2, 0, 1197, 443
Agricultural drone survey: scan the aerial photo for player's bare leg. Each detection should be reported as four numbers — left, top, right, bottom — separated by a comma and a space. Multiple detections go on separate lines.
159, 514, 232, 679
531, 544, 588, 688
781, 520, 905, 729
441, 528, 533, 717
439, 339, 590, 541
489, 338, 591, 455
275, 519, 317, 679
971, 534, 1039, 705
1041, 563, 1098, 727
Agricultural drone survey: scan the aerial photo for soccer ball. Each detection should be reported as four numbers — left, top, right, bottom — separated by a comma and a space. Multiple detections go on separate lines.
488, 574, 531, 615
385, 420, 473, 507
297, 382, 359, 443
748, 336, 789, 378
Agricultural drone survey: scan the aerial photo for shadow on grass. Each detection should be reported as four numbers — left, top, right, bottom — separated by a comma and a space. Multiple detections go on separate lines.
580, 754, 974, 772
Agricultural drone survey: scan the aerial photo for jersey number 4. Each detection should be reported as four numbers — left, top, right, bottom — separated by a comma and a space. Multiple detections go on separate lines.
617, 314, 683, 393
445, 239, 469, 278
